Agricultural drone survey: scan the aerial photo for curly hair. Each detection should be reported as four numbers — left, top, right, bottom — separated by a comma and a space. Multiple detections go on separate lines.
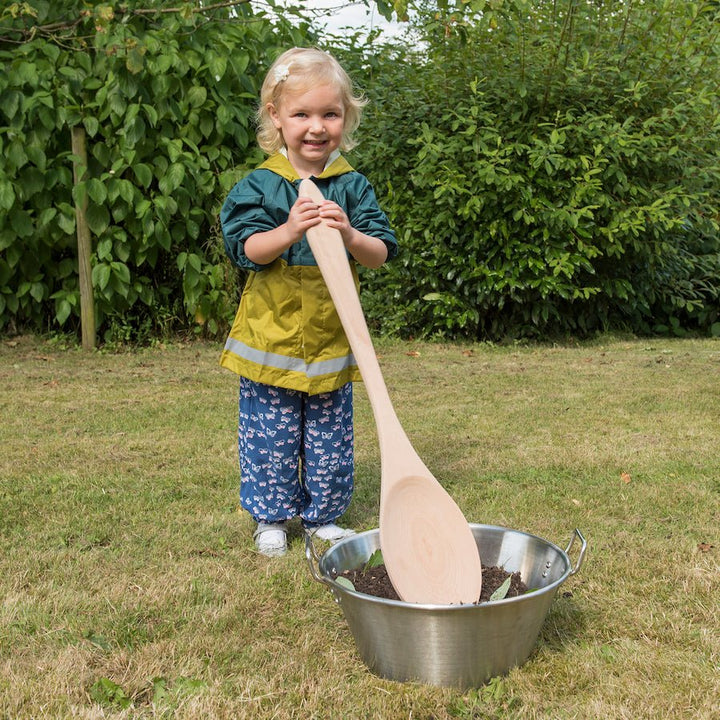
256, 47, 367, 155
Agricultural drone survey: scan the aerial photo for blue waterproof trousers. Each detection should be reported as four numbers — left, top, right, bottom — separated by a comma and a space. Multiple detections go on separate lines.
238, 377, 354, 526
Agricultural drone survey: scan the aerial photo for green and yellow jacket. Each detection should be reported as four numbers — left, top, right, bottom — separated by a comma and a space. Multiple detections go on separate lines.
219, 152, 397, 395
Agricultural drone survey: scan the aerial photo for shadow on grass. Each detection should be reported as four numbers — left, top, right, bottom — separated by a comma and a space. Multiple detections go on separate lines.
535, 593, 588, 655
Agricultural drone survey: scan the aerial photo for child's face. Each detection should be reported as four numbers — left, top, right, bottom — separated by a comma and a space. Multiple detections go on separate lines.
268, 84, 345, 177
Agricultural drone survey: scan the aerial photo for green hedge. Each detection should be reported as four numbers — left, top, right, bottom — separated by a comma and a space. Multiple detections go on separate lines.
0, 0, 311, 342
2, 1, 718, 343
348, 0, 720, 339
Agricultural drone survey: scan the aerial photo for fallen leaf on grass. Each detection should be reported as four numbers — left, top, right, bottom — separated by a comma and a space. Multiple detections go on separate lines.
406, 351, 420, 357
620, 472, 631, 484
697, 542, 713, 553
193, 548, 222, 557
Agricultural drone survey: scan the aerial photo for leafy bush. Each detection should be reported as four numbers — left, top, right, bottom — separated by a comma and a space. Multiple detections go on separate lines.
350, 0, 720, 339
2, 1, 718, 343
0, 0, 311, 341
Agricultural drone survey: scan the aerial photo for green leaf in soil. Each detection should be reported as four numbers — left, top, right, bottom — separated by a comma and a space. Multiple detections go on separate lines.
362, 549, 384, 573
489, 575, 512, 601
334, 576, 355, 591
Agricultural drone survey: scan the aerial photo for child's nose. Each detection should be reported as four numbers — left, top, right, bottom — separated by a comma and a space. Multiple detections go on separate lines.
309, 117, 324, 133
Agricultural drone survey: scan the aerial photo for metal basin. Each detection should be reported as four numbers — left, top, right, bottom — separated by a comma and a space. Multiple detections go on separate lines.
306, 524, 586, 688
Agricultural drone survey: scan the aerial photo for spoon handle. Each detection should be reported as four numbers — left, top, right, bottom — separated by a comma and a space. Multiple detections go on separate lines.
299, 180, 426, 483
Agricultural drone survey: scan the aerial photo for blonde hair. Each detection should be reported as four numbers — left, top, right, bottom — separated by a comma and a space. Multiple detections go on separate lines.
256, 48, 367, 155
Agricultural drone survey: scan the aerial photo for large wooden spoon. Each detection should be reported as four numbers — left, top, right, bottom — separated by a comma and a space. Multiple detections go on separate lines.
300, 179, 482, 604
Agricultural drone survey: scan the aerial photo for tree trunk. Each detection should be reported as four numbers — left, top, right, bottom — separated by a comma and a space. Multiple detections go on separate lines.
71, 125, 96, 350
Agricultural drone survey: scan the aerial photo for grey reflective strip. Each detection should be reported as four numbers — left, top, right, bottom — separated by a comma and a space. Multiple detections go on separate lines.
224, 337, 356, 377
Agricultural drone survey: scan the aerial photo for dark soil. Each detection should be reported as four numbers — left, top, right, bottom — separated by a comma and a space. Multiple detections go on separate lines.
335, 563, 529, 604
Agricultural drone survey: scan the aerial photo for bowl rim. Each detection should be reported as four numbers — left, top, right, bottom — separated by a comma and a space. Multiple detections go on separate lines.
317, 523, 573, 610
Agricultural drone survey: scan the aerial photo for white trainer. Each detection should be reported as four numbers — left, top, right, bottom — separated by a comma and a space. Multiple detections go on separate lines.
253, 523, 287, 557
311, 523, 356, 543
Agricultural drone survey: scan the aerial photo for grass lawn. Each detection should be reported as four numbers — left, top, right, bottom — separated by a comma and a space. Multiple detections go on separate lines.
1, 334, 718, 719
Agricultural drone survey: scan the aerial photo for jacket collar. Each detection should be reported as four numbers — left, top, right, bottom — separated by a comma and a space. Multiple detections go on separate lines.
259, 149, 354, 182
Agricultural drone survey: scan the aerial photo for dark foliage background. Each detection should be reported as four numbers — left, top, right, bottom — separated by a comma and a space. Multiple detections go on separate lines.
347, 0, 720, 339
1, 0, 718, 343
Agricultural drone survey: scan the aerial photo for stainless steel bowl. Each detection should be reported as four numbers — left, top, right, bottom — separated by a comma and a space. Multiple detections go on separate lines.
306, 524, 586, 688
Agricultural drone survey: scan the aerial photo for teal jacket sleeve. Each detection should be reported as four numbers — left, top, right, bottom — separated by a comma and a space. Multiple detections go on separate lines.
220, 170, 295, 271
351, 178, 398, 262
315, 173, 398, 262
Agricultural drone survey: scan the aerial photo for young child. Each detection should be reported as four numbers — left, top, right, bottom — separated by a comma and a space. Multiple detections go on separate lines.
220, 48, 397, 557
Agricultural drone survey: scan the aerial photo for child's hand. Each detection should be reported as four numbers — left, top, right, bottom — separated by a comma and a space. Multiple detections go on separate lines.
316, 199, 388, 269
317, 200, 353, 243
286, 196, 322, 243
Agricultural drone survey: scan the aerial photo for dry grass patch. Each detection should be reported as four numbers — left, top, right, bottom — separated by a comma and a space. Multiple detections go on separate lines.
1, 334, 718, 719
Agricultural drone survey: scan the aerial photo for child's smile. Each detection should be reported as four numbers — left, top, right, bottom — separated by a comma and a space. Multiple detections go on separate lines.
268, 84, 345, 177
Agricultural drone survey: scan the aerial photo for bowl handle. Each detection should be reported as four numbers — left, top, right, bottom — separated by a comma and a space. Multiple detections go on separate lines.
304, 530, 335, 588
565, 528, 587, 575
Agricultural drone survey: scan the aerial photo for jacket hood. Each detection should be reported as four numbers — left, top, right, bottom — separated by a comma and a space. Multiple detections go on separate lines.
258, 151, 355, 183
